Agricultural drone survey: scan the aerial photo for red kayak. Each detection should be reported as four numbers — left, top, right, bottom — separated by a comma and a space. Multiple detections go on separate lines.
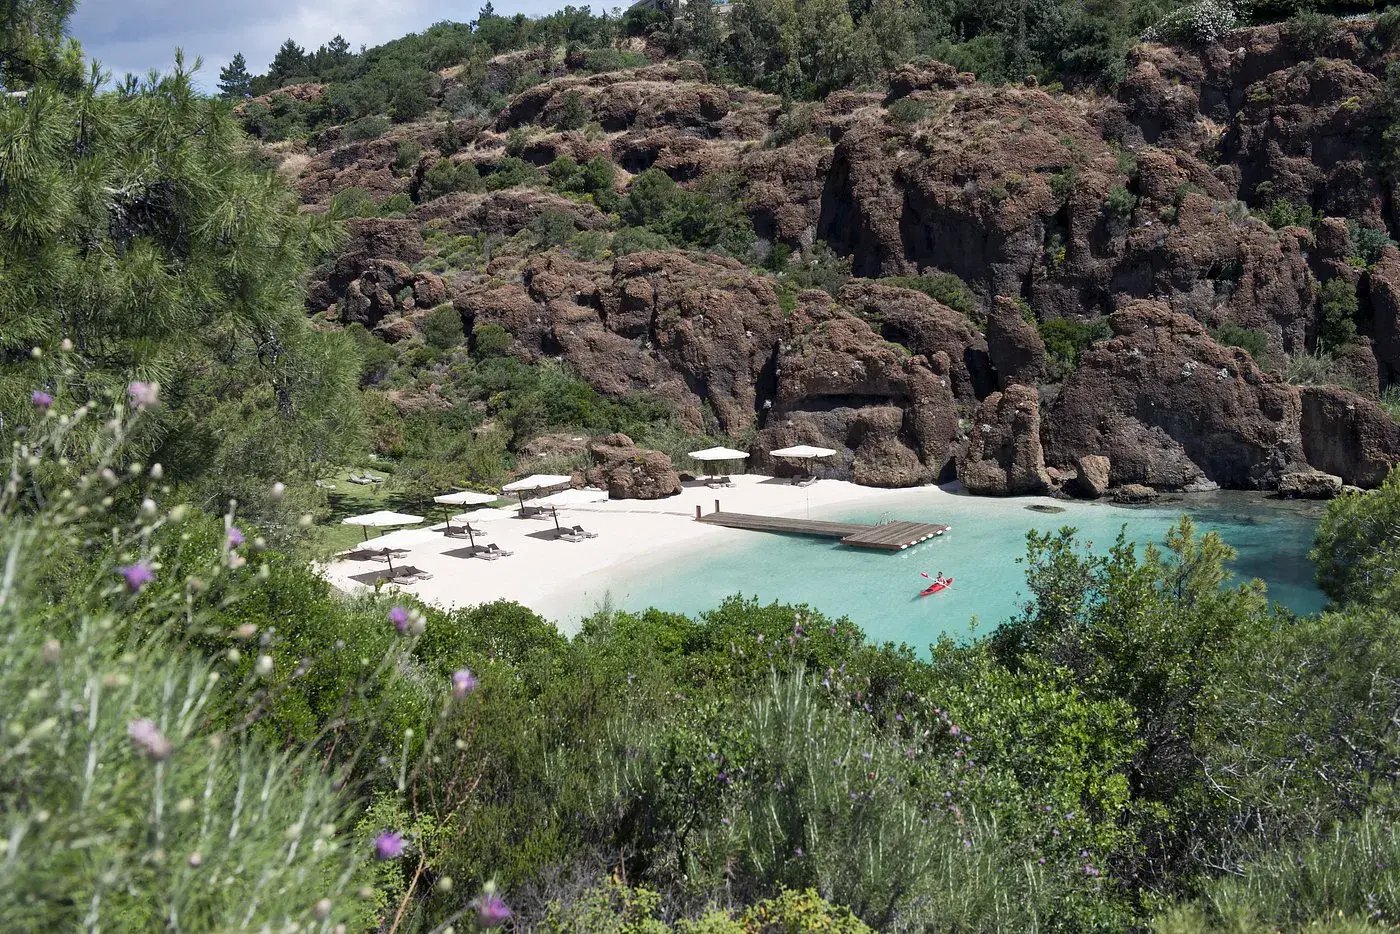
920, 575, 954, 597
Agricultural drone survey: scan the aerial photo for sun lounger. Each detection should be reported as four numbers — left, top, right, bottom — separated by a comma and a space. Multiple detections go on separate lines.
794, 474, 818, 487
560, 525, 598, 542
706, 475, 734, 488
475, 543, 513, 559
347, 475, 373, 485
387, 565, 432, 583
444, 524, 488, 538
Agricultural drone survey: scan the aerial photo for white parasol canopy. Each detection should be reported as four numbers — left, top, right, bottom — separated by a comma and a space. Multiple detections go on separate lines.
688, 446, 750, 461
450, 507, 514, 523
433, 490, 497, 507
502, 474, 573, 493
769, 445, 837, 459
524, 487, 609, 509
341, 510, 425, 527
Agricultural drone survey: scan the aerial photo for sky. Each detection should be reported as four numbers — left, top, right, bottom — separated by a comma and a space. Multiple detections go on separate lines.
70, 0, 581, 91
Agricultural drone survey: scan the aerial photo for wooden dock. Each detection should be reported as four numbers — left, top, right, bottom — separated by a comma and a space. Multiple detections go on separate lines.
697, 511, 950, 551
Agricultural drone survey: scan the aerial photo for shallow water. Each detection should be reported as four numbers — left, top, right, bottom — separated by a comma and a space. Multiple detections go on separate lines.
576, 489, 1328, 652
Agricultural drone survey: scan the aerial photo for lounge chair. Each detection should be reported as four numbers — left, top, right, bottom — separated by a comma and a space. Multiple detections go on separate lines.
706, 475, 734, 489
794, 474, 818, 487
388, 565, 433, 583
347, 474, 373, 485
560, 525, 598, 542
476, 543, 513, 559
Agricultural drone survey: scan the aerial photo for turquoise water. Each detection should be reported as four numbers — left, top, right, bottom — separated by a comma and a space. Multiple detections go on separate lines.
581, 490, 1327, 651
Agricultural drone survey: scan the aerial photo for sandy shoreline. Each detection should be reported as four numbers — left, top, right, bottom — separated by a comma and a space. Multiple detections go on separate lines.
322, 475, 949, 633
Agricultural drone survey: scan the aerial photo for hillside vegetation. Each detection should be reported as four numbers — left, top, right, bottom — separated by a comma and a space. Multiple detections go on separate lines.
8, 0, 1400, 929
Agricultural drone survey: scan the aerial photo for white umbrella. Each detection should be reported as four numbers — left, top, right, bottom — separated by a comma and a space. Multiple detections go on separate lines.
502, 474, 573, 493
433, 489, 497, 526
503, 474, 573, 517
447, 507, 513, 548
341, 510, 424, 542
769, 445, 837, 459
769, 444, 837, 483
689, 446, 750, 479
433, 490, 497, 506
524, 487, 609, 509
525, 487, 608, 531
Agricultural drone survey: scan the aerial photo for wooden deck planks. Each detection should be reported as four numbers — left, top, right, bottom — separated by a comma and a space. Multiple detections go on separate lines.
697, 511, 949, 551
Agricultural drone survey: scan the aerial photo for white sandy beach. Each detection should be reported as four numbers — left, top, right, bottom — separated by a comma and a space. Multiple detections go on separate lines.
322, 475, 955, 632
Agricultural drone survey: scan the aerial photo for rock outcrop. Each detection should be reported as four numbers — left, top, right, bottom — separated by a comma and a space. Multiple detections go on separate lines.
958, 385, 1050, 495
584, 433, 682, 499
1045, 301, 1306, 490
985, 297, 1047, 388
1299, 386, 1400, 488
1073, 454, 1112, 499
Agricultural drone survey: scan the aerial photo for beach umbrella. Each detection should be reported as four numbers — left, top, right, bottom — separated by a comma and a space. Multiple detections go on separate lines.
769, 444, 838, 481
433, 489, 496, 525
341, 510, 424, 542
502, 474, 573, 516
688, 446, 750, 479
525, 487, 608, 531
448, 506, 512, 548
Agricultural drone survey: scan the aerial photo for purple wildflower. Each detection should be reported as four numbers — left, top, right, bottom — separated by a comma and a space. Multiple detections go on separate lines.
949, 724, 961, 736
127, 380, 160, 408
227, 527, 244, 547
388, 606, 410, 633
120, 562, 155, 593
127, 718, 172, 761
476, 893, 511, 928
31, 390, 53, 412
373, 830, 405, 860
451, 668, 479, 698
794, 846, 805, 857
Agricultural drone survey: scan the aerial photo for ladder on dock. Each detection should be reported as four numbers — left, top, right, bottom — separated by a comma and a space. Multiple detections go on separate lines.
696, 510, 949, 551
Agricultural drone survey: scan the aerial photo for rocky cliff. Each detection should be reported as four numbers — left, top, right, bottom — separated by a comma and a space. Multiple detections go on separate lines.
280, 19, 1400, 496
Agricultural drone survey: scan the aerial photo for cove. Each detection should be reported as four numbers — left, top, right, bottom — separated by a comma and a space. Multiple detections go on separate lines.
578, 489, 1328, 652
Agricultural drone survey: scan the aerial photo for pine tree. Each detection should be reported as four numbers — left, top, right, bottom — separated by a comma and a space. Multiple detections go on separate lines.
218, 52, 252, 99
268, 38, 307, 85
326, 33, 350, 64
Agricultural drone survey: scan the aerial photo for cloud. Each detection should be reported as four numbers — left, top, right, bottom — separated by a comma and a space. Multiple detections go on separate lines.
69, 0, 581, 91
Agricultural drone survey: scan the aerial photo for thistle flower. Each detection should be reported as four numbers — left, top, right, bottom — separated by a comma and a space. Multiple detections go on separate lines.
120, 561, 155, 593
127, 718, 172, 761
475, 893, 511, 928
31, 390, 53, 412
127, 380, 160, 408
227, 526, 244, 547
451, 669, 479, 698
373, 830, 405, 860
388, 606, 410, 633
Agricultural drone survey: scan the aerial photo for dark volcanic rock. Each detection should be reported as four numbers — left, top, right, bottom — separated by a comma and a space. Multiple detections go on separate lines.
985, 297, 1047, 388
1045, 301, 1306, 490
1299, 385, 1400, 487
957, 384, 1050, 495
584, 433, 682, 499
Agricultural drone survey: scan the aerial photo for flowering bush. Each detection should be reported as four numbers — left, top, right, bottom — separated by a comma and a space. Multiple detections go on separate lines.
0, 398, 373, 928
1143, 0, 1239, 45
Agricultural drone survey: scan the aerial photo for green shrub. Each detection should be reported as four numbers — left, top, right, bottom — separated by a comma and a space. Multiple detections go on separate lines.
1260, 198, 1316, 230
1317, 278, 1358, 353
483, 156, 541, 191
1039, 316, 1111, 380
1104, 184, 1137, 218
555, 89, 589, 130
344, 114, 392, 141
1211, 323, 1268, 360
1049, 165, 1079, 202
887, 97, 929, 125
422, 304, 465, 349
880, 271, 981, 321
393, 138, 422, 174
329, 186, 380, 219
472, 322, 514, 358
1347, 220, 1395, 268
420, 157, 482, 201
1283, 10, 1339, 57
611, 226, 672, 255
